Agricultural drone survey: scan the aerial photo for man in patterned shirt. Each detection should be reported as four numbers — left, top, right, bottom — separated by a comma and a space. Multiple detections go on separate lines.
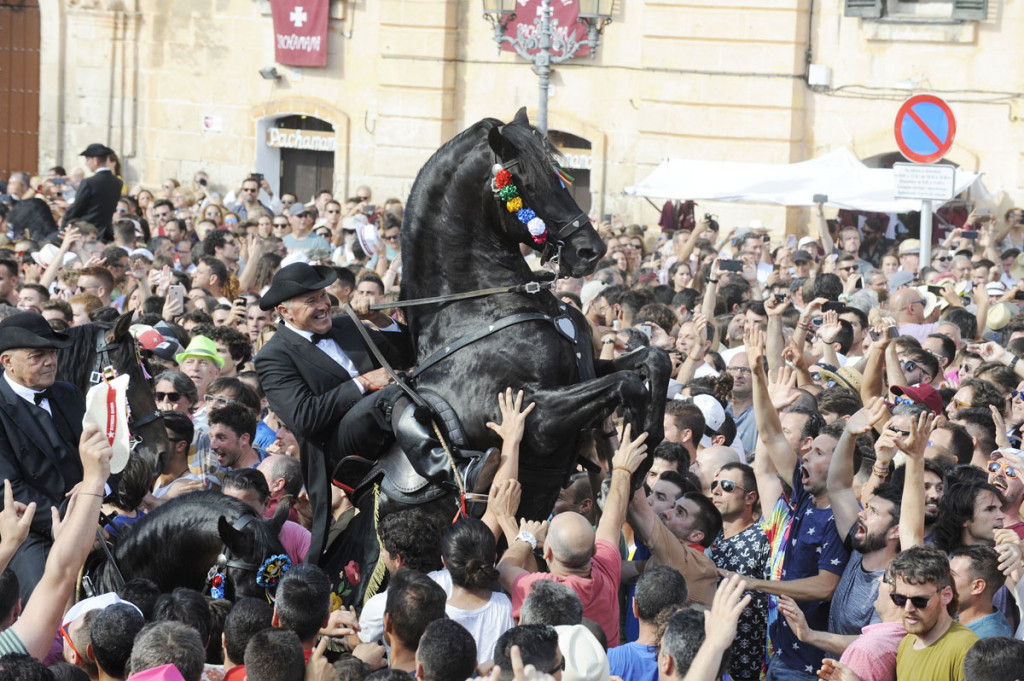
708, 462, 769, 681
744, 327, 850, 681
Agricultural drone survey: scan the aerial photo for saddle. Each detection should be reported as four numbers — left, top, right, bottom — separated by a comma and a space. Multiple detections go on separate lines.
338, 390, 470, 510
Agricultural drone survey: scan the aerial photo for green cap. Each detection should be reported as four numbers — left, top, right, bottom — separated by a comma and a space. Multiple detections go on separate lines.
174, 335, 225, 368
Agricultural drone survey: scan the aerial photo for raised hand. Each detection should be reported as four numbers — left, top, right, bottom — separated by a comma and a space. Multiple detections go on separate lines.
306, 636, 336, 681
703, 573, 752, 649
846, 397, 888, 435
818, 310, 841, 345
891, 411, 935, 460
767, 366, 799, 410
744, 325, 766, 369
0, 480, 35, 553
817, 659, 860, 681
967, 341, 1010, 364
486, 388, 536, 445
612, 423, 648, 475
488, 479, 522, 520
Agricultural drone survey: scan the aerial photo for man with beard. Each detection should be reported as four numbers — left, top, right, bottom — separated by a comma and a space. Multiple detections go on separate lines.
892, 545, 978, 679
825, 399, 924, 636
986, 448, 1024, 538
736, 327, 849, 681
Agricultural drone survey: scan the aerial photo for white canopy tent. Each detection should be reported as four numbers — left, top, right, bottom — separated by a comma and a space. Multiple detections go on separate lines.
623, 147, 983, 213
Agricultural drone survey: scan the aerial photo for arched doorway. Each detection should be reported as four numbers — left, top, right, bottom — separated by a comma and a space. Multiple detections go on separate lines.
256, 114, 336, 204
0, 0, 40, 178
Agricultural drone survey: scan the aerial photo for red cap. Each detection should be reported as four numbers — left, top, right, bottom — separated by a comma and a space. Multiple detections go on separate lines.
135, 329, 165, 351
890, 384, 943, 415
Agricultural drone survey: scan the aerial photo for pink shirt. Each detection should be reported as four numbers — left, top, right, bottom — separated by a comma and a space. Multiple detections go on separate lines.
279, 520, 311, 565
509, 539, 621, 647
839, 620, 907, 681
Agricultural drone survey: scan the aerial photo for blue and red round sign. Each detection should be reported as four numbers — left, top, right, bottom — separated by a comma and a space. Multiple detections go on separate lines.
894, 94, 956, 164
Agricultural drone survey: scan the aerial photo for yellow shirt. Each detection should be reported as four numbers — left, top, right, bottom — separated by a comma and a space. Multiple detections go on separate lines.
895, 620, 978, 681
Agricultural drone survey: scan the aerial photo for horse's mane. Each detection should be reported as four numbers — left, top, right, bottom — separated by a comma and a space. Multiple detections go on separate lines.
57, 323, 109, 392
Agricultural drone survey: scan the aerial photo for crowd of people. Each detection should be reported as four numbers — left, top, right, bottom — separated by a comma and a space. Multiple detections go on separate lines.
4, 147, 1024, 681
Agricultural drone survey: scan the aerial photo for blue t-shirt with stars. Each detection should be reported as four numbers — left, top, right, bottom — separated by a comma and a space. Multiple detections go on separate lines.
769, 467, 850, 675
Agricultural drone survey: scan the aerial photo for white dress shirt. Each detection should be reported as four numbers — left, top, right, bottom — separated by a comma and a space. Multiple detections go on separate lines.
284, 322, 364, 390
4, 372, 51, 416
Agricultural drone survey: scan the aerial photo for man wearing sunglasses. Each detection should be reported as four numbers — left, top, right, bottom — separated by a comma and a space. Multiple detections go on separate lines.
892, 545, 978, 679
986, 448, 1024, 538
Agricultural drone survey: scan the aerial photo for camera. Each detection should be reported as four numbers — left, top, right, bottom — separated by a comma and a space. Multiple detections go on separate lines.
704, 213, 719, 232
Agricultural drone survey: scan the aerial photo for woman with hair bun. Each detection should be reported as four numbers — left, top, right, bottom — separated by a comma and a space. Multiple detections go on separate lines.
442, 518, 513, 665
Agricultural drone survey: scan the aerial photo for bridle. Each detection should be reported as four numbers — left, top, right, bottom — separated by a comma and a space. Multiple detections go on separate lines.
90, 328, 163, 451
205, 514, 291, 603
490, 156, 590, 269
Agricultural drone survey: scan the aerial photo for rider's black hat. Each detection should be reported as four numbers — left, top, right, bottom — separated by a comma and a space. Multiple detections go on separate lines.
259, 262, 337, 310
0, 311, 72, 353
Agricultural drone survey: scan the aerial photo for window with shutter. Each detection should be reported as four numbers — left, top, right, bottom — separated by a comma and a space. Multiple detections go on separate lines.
951, 0, 987, 19
845, 0, 884, 16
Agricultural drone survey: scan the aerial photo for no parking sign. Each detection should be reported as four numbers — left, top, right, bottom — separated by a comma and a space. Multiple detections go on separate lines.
894, 94, 957, 164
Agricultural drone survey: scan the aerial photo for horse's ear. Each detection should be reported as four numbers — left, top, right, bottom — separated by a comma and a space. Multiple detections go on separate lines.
112, 312, 134, 341
488, 126, 504, 158
513, 107, 530, 127
267, 495, 291, 536
217, 515, 245, 550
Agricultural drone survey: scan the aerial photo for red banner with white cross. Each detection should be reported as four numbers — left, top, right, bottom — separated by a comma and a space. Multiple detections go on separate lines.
270, 0, 329, 67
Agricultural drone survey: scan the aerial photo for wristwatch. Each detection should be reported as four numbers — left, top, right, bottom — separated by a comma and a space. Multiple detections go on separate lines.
515, 531, 538, 551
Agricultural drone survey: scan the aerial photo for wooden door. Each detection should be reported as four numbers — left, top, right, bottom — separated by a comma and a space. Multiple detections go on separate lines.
0, 0, 40, 179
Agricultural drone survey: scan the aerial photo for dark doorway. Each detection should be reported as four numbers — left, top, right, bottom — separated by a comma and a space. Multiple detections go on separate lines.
0, 0, 40, 179
548, 130, 592, 214
275, 115, 335, 201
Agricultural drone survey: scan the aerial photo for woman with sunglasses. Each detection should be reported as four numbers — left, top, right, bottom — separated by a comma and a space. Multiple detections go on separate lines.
153, 369, 198, 416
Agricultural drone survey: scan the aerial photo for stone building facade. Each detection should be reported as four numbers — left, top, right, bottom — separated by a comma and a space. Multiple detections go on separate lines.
3, 0, 1021, 230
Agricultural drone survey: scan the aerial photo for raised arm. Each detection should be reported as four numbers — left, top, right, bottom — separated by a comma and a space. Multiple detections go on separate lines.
764, 292, 790, 377
815, 203, 835, 255
482, 388, 535, 540
891, 411, 934, 549
828, 398, 888, 538
817, 310, 842, 369
700, 260, 722, 320
676, 312, 709, 385
747, 326, 797, 483
497, 518, 547, 593
597, 424, 648, 546
13, 426, 112, 660
681, 575, 752, 681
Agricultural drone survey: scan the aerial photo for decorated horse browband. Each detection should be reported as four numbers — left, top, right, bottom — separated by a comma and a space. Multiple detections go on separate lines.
490, 160, 574, 247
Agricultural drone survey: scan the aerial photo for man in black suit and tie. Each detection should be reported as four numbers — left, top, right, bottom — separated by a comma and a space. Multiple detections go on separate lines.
0, 312, 85, 603
61, 143, 123, 242
255, 263, 497, 560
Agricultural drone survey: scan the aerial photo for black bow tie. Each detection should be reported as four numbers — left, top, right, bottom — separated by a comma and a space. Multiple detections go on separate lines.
312, 332, 332, 345
33, 388, 51, 406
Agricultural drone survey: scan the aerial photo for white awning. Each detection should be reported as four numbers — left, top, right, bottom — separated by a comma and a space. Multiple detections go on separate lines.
624, 148, 982, 213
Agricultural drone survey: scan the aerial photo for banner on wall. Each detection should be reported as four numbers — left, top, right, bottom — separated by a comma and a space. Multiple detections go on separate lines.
270, 0, 329, 67
502, 0, 590, 58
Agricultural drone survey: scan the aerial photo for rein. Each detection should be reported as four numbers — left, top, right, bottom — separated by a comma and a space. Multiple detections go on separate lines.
368, 280, 551, 311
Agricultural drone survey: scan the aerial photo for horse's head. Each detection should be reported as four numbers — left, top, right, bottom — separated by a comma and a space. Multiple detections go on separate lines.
487, 108, 606, 278
108, 313, 169, 481
210, 501, 290, 602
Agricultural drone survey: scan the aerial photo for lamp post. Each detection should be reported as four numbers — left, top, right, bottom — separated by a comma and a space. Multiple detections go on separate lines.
482, 0, 612, 134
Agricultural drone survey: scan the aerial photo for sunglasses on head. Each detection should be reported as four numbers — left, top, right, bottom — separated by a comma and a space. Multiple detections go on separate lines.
711, 479, 747, 494
890, 592, 934, 609
155, 391, 181, 402
988, 460, 1019, 479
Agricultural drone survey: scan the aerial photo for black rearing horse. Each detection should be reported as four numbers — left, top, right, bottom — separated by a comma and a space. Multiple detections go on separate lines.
56, 312, 168, 480
326, 108, 669, 606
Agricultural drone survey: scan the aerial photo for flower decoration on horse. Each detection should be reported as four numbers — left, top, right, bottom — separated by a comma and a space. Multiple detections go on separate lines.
491, 162, 573, 247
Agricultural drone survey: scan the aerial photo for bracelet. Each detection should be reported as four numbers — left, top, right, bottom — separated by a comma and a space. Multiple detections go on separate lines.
687, 355, 702, 361
602, 338, 614, 345
78, 492, 104, 497
612, 466, 633, 475
797, 322, 810, 330
707, 278, 718, 284
872, 465, 890, 477
1010, 356, 1020, 372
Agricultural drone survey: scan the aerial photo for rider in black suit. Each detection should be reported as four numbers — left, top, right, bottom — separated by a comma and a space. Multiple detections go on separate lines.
0, 312, 84, 603
254, 263, 497, 560
61, 143, 124, 242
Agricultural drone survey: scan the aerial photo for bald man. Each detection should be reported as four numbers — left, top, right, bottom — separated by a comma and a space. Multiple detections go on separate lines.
891, 287, 938, 343
690, 446, 741, 497
498, 427, 649, 648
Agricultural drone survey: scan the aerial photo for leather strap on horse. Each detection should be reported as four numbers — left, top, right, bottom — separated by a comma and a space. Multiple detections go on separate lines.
410, 312, 555, 380
368, 280, 551, 311
343, 305, 428, 410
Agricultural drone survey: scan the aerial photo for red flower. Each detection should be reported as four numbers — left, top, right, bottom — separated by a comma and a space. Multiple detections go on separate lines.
495, 169, 512, 188
344, 561, 361, 586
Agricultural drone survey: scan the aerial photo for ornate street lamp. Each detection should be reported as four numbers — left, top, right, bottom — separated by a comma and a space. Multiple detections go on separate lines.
482, 0, 613, 134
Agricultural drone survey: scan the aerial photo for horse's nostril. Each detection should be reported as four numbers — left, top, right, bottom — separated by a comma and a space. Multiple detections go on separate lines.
577, 248, 599, 262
